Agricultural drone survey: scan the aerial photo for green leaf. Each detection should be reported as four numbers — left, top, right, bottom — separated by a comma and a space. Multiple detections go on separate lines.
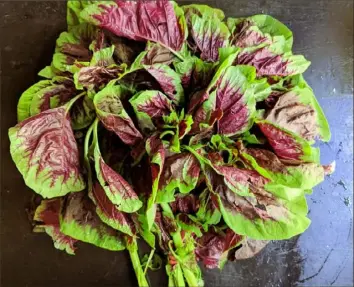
182, 4, 225, 21
67, 0, 95, 30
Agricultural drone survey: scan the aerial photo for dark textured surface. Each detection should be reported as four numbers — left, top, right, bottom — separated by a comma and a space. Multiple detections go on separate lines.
0, 1, 353, 287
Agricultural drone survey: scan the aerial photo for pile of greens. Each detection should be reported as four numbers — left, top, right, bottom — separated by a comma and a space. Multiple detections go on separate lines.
9, 1, 335, 286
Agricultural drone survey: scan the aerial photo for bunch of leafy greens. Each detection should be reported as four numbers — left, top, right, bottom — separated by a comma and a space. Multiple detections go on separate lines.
9, 1, 334, 286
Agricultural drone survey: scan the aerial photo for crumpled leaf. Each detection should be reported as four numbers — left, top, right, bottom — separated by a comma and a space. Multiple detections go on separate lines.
205, 165, 311, 240
94, 85, 143, 146
227, 14, 293, 51
130, 90, 173, 133
143, 42, 176, 66
235, 38, 310, 77
156, 153, 200, 203
104, 30, 146, 65
17, 77, 77, 122
264, 82, 330, 142
192, 189, 222, 231
81, 1, 186, 52
240, 146, 332, 191
74, 46, 124, 91
144, 64, 184, 104
183, 6, 230, 62
256, 120, 320, 164
52, 23, 98, 73
60, 191, 126, 251
9, 98, 85, 198
195, 227, 243, 269
89, 181, 136, 236
92, 121, 143, 213
67, 0, 95, 30
33, 198, 77, 255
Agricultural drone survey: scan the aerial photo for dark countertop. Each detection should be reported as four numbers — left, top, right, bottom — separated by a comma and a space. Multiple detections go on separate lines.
1, 1, 353, 287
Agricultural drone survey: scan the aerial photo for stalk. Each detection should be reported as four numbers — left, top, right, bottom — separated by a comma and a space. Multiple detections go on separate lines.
126, 238, 149, 287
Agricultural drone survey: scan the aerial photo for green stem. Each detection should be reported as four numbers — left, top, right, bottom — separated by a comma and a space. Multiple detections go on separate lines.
127, 238, 149, 287
143, 248, 155, 275
167, 263, 185, 287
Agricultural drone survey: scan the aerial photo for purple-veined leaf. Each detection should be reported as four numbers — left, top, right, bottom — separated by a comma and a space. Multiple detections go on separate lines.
60, 191, 126, 251
240, 146, 333, 191
227, 14, 293, 50
33, 198, 77, 255
81, 1, 186, 52
92, 121, 143, 213
146, 135, 166, 230
256, 120, 320, 164
74, 46, 124, 91
130, 90, 173, 133
17, 77, 77, 122
89, 181, 136, 236
214, 65, 258, 136
170, 194, 200, 214
144, 64, 184, 104
156, 153, 200, 203
235, 41, 310, 77
204, 165, 311, 240
195, 227, 243, 269
264, 83, 330, 142
183, 8, 230, 62
53, 23, 98, 73
154, 210, 177, 253
94, 85, 143, 146
70, 94, 96, 130
9, 99, 86, 198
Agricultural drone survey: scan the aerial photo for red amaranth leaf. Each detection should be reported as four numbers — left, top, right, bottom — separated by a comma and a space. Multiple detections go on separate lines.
130, 90, 173, 133
96, 156, 142, 213
89, 181, 136, 236
33, 198, 78, 255
257, 120, 319, 164
94, 85, 143, 146
170, 194, 200, 214
196, 228, 243, 269
9, 106, 85, 198
81, 1, 185, 51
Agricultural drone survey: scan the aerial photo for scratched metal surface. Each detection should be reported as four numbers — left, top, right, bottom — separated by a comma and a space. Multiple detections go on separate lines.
1, 1, 353, 287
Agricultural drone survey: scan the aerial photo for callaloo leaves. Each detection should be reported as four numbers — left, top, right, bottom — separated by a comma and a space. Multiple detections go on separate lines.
10, 95, 86, 198
9, 2, 332, 287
